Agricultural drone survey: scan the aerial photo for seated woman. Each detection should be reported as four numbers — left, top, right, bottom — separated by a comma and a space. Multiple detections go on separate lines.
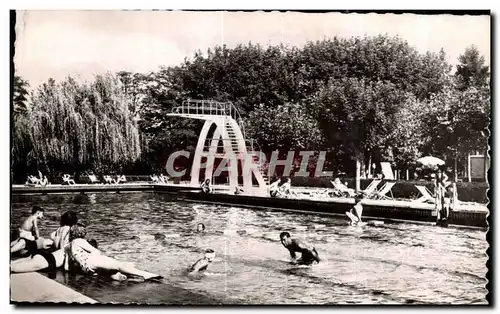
67, 224, 162, 281
50, 211, 78, 250
268, 178, 281, 197
150, 174, 160, 184
39, 176, 49, 186
332, 178, 355, 197
201, 179, 211, 194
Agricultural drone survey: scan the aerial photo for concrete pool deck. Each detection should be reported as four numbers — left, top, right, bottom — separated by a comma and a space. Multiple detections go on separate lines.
11, 272, 96, 304
12, 183, 489, 228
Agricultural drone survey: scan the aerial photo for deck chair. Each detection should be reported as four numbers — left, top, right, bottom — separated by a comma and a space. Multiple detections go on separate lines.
114, 175, 127, 184
26, 175, 40, 185
62, 174, 76, 185
372, 181, 396, 200
380, 162, 395, 180
103, 175, 114, 184
150, 175, 160, 183
88, 174, 100, 184
330, 181, 355, 197
413, 185, 435, 204
361, 179, 382, 196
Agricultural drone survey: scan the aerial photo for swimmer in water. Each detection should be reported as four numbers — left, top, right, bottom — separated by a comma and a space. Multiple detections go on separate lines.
346, 194, 364, 226
196, 223, 206, 233
188, 249, 215, 274
279, 232, 320, 265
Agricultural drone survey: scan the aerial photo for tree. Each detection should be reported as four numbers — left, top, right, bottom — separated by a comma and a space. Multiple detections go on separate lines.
454, 45, 490, 91
12, 73, 143, 181
313, 78, 409, 190
13, 75, 30, 116
387, 93, 429, 170
245, 102, 323, 152
422, 83, 490, 180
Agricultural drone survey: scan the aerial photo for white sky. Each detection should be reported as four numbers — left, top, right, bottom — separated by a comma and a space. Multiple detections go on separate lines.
14, 10, 491, 88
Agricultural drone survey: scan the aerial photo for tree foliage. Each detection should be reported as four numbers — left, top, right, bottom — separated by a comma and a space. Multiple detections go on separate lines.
454, 45, 490, 91
12, 35, 491, 180
12, 74, 142, 179
13, 75, 30, 117
245, 102, 323, 151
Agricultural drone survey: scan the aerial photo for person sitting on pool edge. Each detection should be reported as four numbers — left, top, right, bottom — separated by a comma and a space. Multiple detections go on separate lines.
188, 249, 216, 274
11, 206, 52, 254
346, 194, 364, 226
201, 179, 211, 194
279, 232, 320, 265
268, 177, 281, 197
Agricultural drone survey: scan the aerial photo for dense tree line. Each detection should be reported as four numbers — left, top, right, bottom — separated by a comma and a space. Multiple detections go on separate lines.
12, 35, 490, 183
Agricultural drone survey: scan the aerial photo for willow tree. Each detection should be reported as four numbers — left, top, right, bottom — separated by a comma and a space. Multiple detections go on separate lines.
12, 73, 142, 180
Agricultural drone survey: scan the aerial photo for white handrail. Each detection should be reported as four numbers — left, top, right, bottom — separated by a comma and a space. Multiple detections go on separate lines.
172, 99, 246, 137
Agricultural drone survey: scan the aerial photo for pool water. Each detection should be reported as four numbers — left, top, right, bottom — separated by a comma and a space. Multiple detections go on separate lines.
11, 192, 488, 305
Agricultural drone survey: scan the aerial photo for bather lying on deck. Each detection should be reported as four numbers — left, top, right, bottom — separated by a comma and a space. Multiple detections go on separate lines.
67, 224, 162, 281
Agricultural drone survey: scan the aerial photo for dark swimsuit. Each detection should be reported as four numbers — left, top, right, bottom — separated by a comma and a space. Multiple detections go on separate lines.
25, 240, 38, 255
34, 250, 57, 272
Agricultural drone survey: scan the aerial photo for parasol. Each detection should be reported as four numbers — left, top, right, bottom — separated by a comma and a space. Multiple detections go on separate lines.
417, 156, 445, 168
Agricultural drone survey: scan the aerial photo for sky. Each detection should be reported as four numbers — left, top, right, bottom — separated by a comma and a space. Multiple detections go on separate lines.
14, 10, 491, 89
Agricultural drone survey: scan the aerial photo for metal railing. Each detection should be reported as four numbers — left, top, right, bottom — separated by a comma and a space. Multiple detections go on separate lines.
170, 99, 246, 136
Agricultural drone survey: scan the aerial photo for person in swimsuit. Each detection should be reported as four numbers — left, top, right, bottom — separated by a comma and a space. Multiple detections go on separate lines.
10, 211, 80, 274
67, 224, 162, 281
188, 249, 216, 274
11, 206, 49, 254
10, 248, 65, 274
196, 223, 206, 233
346, 194, 364, 226
279, 232, 320, 265
201, 179, 211, 194
50, 211, 78, 250
268, 178, 281, 197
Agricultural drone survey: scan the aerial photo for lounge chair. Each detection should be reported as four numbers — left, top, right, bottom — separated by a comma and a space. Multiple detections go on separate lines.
330, 180, 355, 197
159, 174, 168, 184
103, 175, 114, 184
361, 179, 382, 196
413, 185, 435, 204
62, 174, 76, 185
114, 175, 127, 184
150, 175, 160, 184
26, 175, 40, 185
88, 174, 101, 184
371, 181, 396, 200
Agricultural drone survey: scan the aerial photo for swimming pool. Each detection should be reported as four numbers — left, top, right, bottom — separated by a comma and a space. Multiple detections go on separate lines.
11, 192, 488, 305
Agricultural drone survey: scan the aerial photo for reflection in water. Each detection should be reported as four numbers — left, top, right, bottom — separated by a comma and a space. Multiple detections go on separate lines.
11, 193, 488, 305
